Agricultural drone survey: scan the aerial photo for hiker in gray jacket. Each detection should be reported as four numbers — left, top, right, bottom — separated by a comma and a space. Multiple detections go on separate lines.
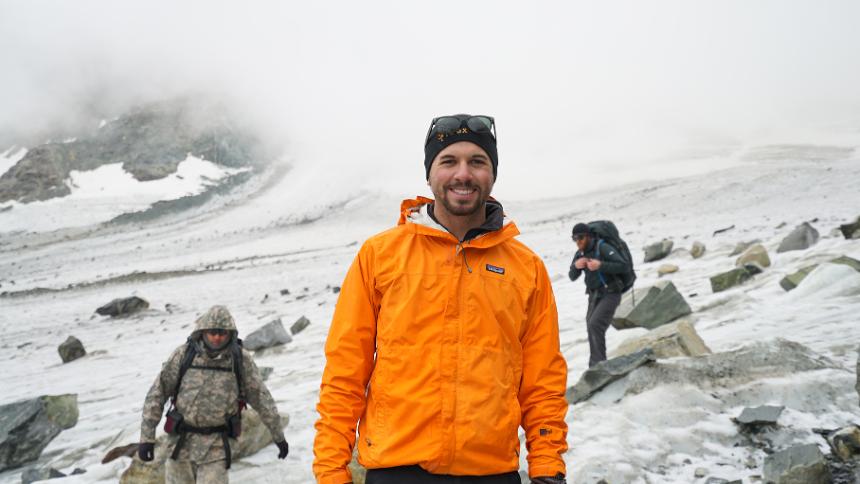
569, 223, 631, 367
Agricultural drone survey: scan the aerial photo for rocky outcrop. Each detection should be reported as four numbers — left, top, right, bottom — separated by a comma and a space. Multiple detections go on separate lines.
58, 336, 86, 363
643, 239, 674, 263
710, 265, 762, 293
120, 408, 288, 484
290, 316, 311, 335
0, 394, 78, 471
566, 349, 655, 404
763, 444, 830, 484
735, 243, 770, 269
0, 99, 262, 203
839, 216, 860, 240
777, 222, 820, 253
244, 318, 292, 351
690, 241, 706, 259
610, 319, 711, 359
96, 296, 149, 317
612, 281, 692, 330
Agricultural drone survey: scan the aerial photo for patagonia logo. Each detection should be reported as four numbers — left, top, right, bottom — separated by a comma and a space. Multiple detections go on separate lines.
486, 264, 505, 275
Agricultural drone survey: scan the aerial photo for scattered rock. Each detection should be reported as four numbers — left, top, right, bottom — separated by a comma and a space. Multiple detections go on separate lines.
260, 294, 269, 304
657, 264, 679, 277
290, 316, 311, 335
0, 394, 78, 471
244, 318, 292, 351
611, 319, 710, 359
58, 336, 86, 363
643, 239, 674, 263
21, 467, 65, 484
279, 289, 290, 296
777, 222, 820, 253
763, 444, 830, 484
827, 425, 860, 461
332, 286, 341, 294
566, 349, 656, 404
71, 468, 86, 475
734, 405, 784, 430
120, 408, 289, 484
259, 367, 274, 382
839, 216, 860, 240
690, 241, 706, 259
730, 239, 761, 257
96, 296, 149, 317
102, 443, 140, 464
613, 280, 692, 330
694, 467, 708, 478
710, 265, 760, 293
735, 243, 771, 269
780, 265, 818, 292
712, 225, 735, 236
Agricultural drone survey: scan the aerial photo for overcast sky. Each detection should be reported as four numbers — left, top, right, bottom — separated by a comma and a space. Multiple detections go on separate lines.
2, 1, 859, 200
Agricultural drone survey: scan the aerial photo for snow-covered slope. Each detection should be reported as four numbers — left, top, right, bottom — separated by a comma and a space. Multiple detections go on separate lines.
1, 148, 859, 483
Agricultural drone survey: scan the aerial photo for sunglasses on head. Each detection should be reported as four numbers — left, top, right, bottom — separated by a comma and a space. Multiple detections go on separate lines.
424, 115, 496, 147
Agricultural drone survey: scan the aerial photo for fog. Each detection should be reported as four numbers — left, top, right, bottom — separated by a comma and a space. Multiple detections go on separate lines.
2, 0, 859, 200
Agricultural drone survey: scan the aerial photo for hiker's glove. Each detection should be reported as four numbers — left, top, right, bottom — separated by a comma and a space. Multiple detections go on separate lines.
138, 442, 154, 462
530, 474, 567, 484
574, 257, 587, 269
586, 259, 602, 271
276, 440, 289, 459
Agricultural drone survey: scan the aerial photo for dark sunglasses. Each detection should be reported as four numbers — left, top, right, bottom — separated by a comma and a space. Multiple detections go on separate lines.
205, 329, 229, 336
424, 115, 496, 146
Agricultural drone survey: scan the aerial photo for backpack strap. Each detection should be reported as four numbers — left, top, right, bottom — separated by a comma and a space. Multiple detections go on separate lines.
231, 340, 246, 403
171, 339, 198, 406
595, 239, 608, 287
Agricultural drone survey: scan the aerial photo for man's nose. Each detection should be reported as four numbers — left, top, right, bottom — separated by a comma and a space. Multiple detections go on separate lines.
452, 160, 473, 180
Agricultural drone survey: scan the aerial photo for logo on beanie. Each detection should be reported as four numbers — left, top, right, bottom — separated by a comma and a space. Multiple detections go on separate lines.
435, 127, 471, 143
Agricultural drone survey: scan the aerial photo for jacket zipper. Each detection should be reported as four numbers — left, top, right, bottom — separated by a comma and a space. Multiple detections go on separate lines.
455, 243, 472, 273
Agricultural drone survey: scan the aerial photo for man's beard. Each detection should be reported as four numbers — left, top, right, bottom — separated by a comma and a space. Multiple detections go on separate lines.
437, 183, 485, 217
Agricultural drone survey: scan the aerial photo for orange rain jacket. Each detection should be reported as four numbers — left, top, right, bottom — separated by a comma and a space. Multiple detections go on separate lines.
313, 197, 568, 483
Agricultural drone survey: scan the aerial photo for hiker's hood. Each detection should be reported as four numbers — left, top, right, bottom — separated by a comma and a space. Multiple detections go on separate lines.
192, 305, 238, 338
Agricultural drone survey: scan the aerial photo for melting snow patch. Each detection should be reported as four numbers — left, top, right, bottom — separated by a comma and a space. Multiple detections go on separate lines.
0, 155, 247, 233
791, 263, 860, 299
0, 146, 27, 178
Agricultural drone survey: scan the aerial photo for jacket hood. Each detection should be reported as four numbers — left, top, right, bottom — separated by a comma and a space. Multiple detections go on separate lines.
192, 305, 238, 337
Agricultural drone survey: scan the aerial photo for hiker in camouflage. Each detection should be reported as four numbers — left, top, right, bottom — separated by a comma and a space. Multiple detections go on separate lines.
138, 305, 289, 483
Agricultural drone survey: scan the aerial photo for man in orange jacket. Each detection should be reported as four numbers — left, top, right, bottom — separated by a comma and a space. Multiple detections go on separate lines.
313, 114, 569, 484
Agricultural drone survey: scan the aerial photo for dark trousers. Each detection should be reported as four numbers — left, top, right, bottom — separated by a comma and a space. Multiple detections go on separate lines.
366, 465, 521, 484
586, 291, 622, 367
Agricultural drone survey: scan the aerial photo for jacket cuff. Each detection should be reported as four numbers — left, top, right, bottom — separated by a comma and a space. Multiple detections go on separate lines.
529, 463, 565, 479
316, 468, 353, 484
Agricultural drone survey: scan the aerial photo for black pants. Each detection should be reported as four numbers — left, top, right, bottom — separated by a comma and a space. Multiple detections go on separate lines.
366, 465, 521, 484
586, 291, 622, 367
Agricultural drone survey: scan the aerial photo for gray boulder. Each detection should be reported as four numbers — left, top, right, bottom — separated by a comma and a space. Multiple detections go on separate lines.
244, 318, 292, 351
58, 336, 86, 363
690, 241, 706, 259
710, 265, 761, 293
566, 349, 655, 404
827, 425, 860, 461
643, 239, 674, 263
290, 316, 311, 335
96, 296, 149, 317
763, 444, 830, 484
120, 408, 288, 484
777, 222, 820, 253
735, 243, 771, 269
729, 239, 761, 257
21, 467, 65, 484
612, 280, 692, 330
610, 319, 711, 359
0, 394, 78, 471
839, 216, 860, 240
734, 405, 784, 429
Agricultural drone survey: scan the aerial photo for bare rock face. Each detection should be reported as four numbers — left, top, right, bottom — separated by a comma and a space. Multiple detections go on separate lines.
0, 394, 78, 471
120, 408, 289, 484
611, 319, 711, 359
763, 444, 830, 484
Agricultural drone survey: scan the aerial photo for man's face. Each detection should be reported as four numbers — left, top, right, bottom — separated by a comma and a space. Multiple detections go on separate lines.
203, 329, 229, 350
574, 233, 590, 252
428, 141, 495, 218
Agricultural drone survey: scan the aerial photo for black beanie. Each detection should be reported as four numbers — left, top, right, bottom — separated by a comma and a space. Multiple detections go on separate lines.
424, 116, 498, 180
572, 223, 590, 236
